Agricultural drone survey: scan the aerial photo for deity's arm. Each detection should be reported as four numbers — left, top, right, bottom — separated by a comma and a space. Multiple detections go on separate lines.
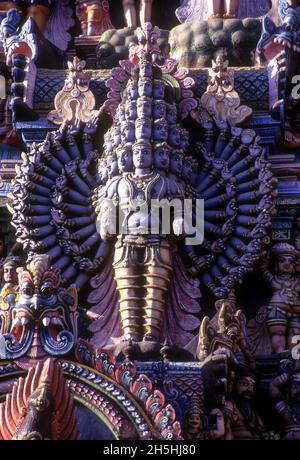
76, 240, 112, 273
260, 255, 275, 284
60, 232, 101, 256
238, 335, 256, 369
222, 402, 236, 440
257, 415, 267, 437
97, 177, 126, 241
269, 373, 291, 423
182, 242, 213, 276
167, 185, 186, 238
56, 223, 97, 242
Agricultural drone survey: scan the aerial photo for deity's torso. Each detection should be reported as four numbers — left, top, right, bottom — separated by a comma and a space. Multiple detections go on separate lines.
110, 172, 170, 237
224, 401, 263, 441
270, 275, 300, 313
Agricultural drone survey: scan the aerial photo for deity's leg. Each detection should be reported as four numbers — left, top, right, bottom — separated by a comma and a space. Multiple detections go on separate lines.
208, 0, 223, 19
268, 323, 287, 353
139, 0, 153, 26
80, 4, 88, 36
113, 245, 145, 341
224, 0, 238, 18
122, 0, 137, 29
26, 5, 51, 32
86, 3, 106, 36
143, 244, 172, 342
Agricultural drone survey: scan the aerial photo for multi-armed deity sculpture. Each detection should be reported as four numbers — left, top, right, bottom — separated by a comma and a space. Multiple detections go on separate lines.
6, 23, 276, 352
2, 0, 300, 439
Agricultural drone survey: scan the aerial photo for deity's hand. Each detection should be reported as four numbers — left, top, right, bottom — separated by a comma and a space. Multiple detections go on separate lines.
77, 258, 95, 272
173, 217, 185, 237
56, 227, 70, 239
65, 161, 77, 176
56, 174, 68, 190
84, 118, 99, 135
214, 287, 230, 298
98, 204, 116, 241
189, 255, 214, 277
61, 241, 82, 256
77, 257, 105, 273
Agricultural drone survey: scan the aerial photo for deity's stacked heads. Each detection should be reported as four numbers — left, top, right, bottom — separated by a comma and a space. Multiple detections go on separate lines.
97, 59, 195, 188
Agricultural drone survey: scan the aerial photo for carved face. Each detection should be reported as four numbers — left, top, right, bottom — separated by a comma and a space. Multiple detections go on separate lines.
181, 132, 189, 152
127, 82, 138, 100
116, 107, 125, 123
153, 100, 167, 119
121, 122, 135, 143
98, 162, 108, 184
118, 149, 133, 173
154, 146, 169, 171
135, 118, 152, 140
111, 129, 121, 148
139, 61, 153, 78
153, 81, 165, 99
167, 105, 177, 124
3, 263, 18, 285
153, 121, 168, 141
138, 78, 152, 97
168, 126, 181, 148
0, 256, 78, 361
170, 153, 183, 176
125, 102, 137, 121
106, 155, 119, 177
186, 413, 201, 433
133, 145, 153, 169
236, 377, 255, 400
276, 254, 296, 275
137, 98, 152, 118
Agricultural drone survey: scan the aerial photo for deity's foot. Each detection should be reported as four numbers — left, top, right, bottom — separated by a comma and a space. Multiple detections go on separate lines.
11, 98, 40, 123
223, 13, 236, 19
142, 334, 158, 342
103, 340, 195, 362
122, 334, 141, 342
208, 14, 222, 19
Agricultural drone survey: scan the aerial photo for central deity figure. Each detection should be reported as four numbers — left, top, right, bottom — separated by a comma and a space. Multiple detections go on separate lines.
97, 60, 185, 342
8, 23, 275, 351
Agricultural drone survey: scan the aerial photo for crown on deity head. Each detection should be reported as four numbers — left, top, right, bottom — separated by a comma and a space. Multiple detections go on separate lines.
132, 139, 152, 152
116, 143, 133, 157
271, 243, 299, 259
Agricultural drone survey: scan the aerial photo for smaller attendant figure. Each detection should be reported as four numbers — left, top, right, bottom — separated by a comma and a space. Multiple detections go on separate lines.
261, 243, 300, 354
0, 256, 20, 297
224, 368, 266, 440
121, 0, 153, 30
270, 367, 300, 440
76, 0, 113, 36
190, 300, 256, 369
184, 396, 225, 440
